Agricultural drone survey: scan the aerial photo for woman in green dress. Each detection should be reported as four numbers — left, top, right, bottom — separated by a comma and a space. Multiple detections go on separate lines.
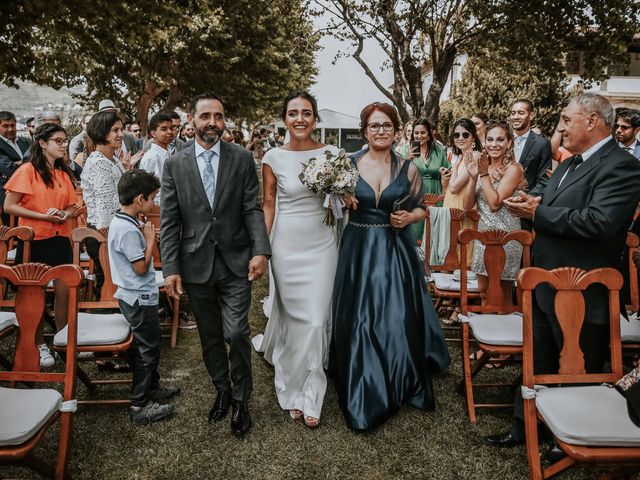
398, 118, 450, 241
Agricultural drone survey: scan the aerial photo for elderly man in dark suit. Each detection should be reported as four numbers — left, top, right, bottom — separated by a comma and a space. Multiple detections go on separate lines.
0, 111, 31, 224
160, 92, 271, 436
510, 99, 552, 197
484, 93, 640, 448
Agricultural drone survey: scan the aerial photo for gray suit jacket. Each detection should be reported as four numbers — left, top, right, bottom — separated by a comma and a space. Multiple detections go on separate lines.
160, 141, 271, 283
0, 137, 31, 204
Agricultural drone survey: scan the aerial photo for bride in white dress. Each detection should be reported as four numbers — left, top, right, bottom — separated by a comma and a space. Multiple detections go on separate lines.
252, 92, 338, 427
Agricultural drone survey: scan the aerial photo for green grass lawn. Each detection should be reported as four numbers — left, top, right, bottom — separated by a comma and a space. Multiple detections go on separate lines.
1, 278, 635, 479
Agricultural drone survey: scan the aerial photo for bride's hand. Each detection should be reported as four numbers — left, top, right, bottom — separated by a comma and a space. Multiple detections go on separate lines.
343, 195, 359, 210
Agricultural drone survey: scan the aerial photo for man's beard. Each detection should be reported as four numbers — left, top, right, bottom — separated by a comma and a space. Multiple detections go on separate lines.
196, 125, 222, 144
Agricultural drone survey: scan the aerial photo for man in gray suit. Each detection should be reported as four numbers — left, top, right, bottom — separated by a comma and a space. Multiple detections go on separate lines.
160, 92, 271, 436
615, 109, 640, 160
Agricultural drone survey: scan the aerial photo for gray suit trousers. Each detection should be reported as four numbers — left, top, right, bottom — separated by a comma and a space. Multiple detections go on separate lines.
184, 251, 252, 401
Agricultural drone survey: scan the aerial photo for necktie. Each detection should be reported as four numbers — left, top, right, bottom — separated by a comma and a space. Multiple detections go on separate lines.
168, 141, 176, 155
623, 146, 633, 153
202, 150, 216, 208
515, 136, 526, 161
566, 154, 583, 176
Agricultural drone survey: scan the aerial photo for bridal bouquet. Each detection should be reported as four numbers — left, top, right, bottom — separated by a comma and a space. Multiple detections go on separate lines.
299, 149, 359, 226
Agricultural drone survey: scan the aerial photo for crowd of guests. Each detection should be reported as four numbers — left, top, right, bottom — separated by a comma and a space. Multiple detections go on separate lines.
1, 90, 640, 446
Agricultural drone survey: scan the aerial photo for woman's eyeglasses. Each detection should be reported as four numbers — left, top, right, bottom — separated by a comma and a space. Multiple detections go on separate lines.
453, 132, 471, 139
48, 138, 69, 146
367, 123, 394, 132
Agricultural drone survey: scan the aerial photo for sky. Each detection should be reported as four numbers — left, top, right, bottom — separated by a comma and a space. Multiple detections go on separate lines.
310, 23, 393, 118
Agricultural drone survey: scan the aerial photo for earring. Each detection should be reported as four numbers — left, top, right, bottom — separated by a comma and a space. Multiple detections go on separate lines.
472, 142, 477, 149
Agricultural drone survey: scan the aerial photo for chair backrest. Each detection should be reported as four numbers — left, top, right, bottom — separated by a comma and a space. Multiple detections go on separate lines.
0, 263, 83, 381
423, 193, 445, 208
458, 228, 533, 313
519, 267, 623, 387
72, 227, 118, 307
66, 205, 88, 232
425, 208, 480, 273
0, 225, 33, 264
626, 232, 639, 312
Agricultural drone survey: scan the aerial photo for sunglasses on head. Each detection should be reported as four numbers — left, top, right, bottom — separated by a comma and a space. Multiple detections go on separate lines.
614, 124, 632, 131
453, 132, 471, 139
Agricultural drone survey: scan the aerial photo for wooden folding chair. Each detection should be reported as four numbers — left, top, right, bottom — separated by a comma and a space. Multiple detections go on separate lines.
458, 228, 533, 423
520, 266, 640, 480
622, 232, 640, 354
52, 227, 133, 405
141, 205, 180, 348
0, 263, 84, 479
0, 226, 33, 371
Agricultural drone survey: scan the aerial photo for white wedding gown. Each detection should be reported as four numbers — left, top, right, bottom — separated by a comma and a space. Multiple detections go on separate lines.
252, 145, 339, 419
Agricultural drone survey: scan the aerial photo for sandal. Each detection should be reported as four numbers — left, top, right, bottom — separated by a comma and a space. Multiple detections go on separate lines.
289, 409, 303, 420
304, 415, 320, 428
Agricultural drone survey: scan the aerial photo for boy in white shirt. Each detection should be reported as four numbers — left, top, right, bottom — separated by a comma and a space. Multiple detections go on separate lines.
139, 112, 173, 204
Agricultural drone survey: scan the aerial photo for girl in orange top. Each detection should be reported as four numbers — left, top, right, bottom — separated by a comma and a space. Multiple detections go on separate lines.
4, 123, 78, 367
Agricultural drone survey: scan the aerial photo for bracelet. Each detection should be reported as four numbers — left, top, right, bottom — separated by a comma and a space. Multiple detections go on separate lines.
479, 173, 489, 178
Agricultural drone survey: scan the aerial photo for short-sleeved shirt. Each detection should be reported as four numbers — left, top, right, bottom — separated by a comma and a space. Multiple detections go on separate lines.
4, 163, 77, 240
108, 211, 158, 307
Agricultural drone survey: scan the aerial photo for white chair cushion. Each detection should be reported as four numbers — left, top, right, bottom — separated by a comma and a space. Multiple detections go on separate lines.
80, 251, 91, 262
621, 313, 640, 343
6, 249, 16, 262
53, 312, 130, 347
0, 387, 62, 446
468, 313, 523, 346
0, 311, 18, 331
431, 272, 479, 292
155, 270, 164, 288
536, 385, 640, 447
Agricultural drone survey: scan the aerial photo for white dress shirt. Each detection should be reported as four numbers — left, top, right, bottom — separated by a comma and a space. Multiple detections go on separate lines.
194, 140, 221, 189
140, 143, 169, 204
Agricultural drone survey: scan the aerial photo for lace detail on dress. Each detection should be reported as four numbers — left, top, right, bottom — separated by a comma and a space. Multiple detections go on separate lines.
80, 151, 125, 228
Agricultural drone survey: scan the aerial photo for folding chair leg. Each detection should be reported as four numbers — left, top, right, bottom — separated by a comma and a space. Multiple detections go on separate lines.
461, 324, 477, 423
54, 412, 74, 480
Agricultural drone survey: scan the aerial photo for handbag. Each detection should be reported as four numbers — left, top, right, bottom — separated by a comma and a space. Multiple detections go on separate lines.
615, 365, 640, 427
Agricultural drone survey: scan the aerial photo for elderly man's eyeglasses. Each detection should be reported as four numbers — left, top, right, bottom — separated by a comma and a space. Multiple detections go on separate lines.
367, 122, 394, 132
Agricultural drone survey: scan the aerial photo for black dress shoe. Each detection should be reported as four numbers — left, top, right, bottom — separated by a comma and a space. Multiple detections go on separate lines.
230, 400, 252, 437
484, 430, 525, 447
208, 391, 231, 424
542, 444, 567, 465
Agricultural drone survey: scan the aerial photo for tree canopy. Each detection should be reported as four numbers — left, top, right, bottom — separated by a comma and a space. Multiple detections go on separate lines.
0, 0, 319, 129
315, 0, 639, 122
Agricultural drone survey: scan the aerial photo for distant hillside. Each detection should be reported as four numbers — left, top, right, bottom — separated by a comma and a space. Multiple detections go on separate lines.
0, 81, 87, 123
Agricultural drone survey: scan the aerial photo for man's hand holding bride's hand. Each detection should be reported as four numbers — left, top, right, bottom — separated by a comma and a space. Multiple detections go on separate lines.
248, 255, 268, 281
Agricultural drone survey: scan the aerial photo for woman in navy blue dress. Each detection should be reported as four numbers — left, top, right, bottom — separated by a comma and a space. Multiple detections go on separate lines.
330, 104, 451, 431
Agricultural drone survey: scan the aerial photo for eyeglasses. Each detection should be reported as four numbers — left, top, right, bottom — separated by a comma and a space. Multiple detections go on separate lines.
453, 132, 471, 139
614, 124, 632, 131
131, 129, 141, 133
48, 138, 69, 146
367, 122, 394, 132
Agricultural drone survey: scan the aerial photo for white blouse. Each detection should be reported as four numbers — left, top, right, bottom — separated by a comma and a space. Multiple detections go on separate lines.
80, 151, 125, 228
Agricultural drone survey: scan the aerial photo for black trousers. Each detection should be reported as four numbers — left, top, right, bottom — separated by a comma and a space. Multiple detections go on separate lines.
85, 225, 105, 297
118, 300, 161, 407
184, 253, 252, 402
511, 295, 610, 440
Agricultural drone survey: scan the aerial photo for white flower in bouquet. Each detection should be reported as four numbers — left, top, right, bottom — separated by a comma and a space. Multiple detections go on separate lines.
299, 149, 359, 225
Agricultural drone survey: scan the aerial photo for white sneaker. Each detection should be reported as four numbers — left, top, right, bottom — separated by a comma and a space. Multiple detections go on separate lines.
38, 343, 55, 368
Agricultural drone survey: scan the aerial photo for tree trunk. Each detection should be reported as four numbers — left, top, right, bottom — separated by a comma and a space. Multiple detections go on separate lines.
160, 83, 183, 113
423, 46, 458, 123
135, 80, 167, 133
